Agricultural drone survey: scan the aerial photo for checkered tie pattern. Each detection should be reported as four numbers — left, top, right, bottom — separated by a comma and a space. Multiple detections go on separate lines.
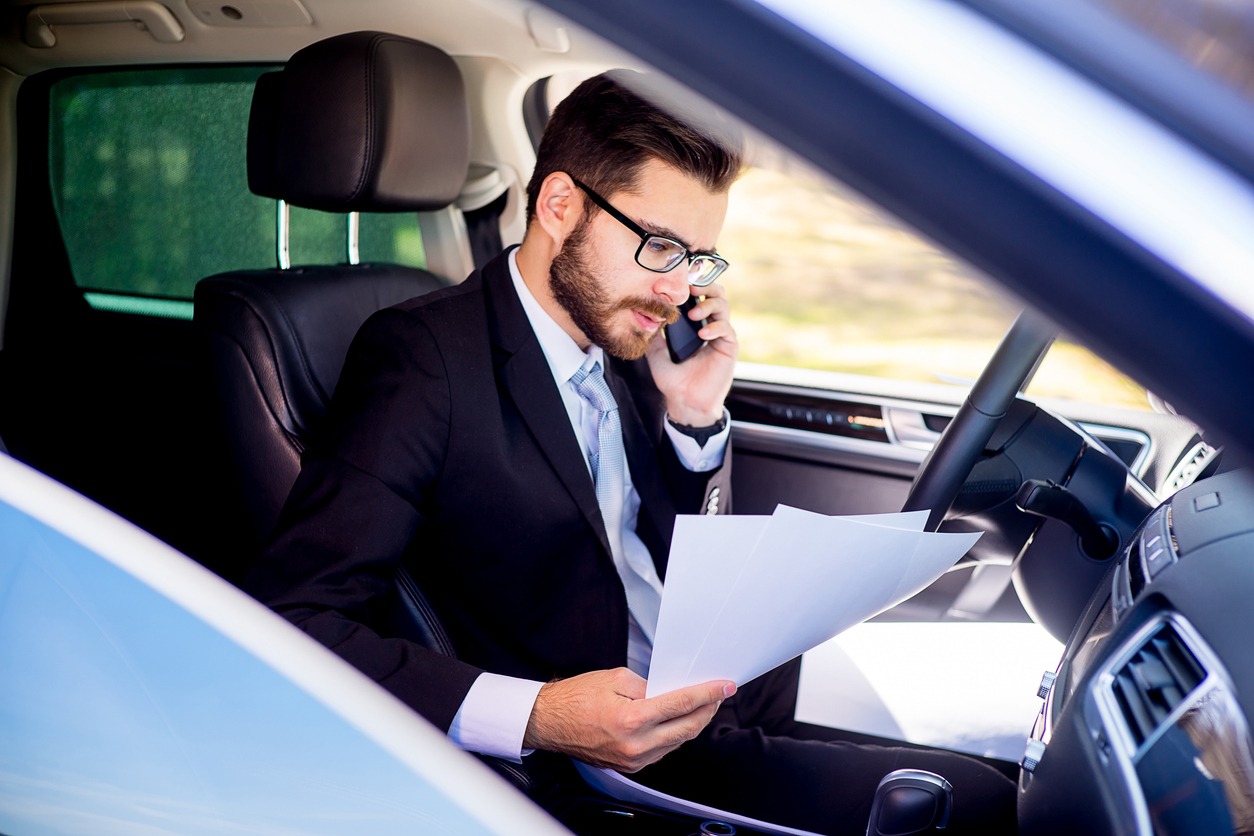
570, 359, 663, 641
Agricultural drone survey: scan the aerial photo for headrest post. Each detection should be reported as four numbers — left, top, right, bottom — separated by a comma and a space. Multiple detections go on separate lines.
417, 205, 474, 283
347, 212, 361, 266
276, 199, 291, 270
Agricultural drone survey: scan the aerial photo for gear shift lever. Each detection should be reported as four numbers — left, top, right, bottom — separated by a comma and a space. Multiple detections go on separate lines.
866, 769, 952, 835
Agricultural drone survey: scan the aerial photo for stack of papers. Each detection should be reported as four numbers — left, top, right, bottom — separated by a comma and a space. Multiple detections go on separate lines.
645, 506, 981, 697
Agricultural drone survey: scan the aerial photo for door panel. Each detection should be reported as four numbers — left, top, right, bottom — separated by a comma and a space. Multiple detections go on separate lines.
727, 378, 922, 517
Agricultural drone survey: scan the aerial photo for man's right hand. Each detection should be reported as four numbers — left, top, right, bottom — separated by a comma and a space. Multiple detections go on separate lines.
522, 668, 736, 772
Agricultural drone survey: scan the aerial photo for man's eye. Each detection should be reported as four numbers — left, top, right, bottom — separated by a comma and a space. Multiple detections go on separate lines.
646, 238, 676, 254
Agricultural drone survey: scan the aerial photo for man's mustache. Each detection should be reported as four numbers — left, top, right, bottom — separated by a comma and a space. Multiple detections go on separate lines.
609, 296, 681, 325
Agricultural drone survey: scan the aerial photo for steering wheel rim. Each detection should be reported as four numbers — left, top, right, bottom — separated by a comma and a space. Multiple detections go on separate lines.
903, 311, 1057, 531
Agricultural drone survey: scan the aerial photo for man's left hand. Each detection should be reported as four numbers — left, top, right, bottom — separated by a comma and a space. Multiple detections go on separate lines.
646, 281, 738, 426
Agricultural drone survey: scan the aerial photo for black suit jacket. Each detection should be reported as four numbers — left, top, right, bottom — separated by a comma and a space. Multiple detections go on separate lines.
248, 248, 731, 732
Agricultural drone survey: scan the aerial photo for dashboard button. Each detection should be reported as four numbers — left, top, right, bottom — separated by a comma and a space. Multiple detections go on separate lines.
1142, 530, 1175, 578
1021, 739, 1046, 773
1144, 544, 1174, 577
1194, 491, 1221, 511
1037, 670, 1057, 700
1095, 730, 1111, 763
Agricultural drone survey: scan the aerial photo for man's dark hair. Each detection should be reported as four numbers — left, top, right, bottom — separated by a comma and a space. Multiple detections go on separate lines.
525, 70, 743, 224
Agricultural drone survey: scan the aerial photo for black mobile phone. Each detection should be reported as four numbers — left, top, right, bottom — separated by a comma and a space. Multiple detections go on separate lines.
665, 296, 707, 363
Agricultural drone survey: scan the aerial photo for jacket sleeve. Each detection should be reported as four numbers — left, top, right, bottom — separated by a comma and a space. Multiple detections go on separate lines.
659, 427, 733, 517
245, 306, 482, 733
613, 354, 733, 519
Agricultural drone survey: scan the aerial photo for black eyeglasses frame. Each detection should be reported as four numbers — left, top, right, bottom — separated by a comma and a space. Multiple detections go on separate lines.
570, 177, 728, 287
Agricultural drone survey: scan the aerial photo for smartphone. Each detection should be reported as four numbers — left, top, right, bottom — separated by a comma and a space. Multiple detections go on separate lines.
665, 296, 707, 363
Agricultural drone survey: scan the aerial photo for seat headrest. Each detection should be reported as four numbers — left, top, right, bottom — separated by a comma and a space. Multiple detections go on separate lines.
248, 31, 470, 213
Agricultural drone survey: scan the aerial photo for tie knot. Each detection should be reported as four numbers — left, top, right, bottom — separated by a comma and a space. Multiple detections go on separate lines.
571, 360, 617, 415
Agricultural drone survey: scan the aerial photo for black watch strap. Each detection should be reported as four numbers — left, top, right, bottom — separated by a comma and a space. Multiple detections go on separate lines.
667, 413, 728, 448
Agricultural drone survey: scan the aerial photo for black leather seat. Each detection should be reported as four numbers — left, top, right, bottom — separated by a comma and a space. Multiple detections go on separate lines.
195, 29, 551, 794
195, 31, 467, 558
194, 32, 468, 656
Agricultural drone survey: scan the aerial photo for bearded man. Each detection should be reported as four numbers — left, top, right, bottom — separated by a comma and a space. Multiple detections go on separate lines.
249, 71, 1017, 835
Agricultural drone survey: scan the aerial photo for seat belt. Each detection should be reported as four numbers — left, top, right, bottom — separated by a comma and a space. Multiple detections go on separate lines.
457, 163, 518, 269
463, 191, 509, 269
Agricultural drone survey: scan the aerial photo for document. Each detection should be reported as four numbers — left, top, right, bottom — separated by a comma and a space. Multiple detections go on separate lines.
645, 506, 981, 697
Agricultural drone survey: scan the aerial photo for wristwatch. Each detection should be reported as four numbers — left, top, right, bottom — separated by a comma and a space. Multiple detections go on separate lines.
667, 412, 728, 448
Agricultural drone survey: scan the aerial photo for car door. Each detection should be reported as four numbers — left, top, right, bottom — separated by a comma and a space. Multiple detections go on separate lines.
0, 452, 564, 835
527, 66, 1207, 759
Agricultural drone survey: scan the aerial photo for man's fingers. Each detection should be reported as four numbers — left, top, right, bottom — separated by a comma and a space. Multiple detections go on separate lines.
621, 692, 727, 770
698, 317, 737, 346
688, 285, 729, 322
647, 680, 736, 721
523, 671, 735, 773
613, 701, 723, 773
695, 280, 727, 300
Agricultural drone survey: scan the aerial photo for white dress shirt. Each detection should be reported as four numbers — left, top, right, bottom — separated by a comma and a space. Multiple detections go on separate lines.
447, 249, 729, 761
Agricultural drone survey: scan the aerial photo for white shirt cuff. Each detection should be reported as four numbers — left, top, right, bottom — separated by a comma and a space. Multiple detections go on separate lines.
665, 408, 730, 472
447, 673, 545, 762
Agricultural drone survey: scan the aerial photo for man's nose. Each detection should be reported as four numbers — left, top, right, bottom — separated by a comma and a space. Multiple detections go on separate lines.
653, 265, 691, 306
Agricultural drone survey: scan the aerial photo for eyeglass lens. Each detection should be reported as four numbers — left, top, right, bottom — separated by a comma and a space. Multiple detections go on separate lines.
637, 236, 725, 286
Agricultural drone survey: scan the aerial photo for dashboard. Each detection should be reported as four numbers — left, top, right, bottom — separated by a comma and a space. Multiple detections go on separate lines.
1020, 469, 1254, 834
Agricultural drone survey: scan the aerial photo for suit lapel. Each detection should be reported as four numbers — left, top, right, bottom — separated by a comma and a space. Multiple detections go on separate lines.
485, 250, 612, 557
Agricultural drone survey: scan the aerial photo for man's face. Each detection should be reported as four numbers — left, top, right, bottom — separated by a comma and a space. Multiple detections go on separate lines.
549, 159, 729, 360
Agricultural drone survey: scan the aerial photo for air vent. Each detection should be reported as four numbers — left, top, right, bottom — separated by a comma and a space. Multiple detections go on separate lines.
1165, 441, 1218, 494
1111, 623, 1206, 747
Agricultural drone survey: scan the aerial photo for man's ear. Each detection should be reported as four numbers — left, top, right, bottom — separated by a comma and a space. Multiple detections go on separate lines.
534, 171, 582, 246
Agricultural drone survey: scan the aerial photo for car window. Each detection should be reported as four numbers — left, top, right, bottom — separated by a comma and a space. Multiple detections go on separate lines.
721, 163, 1150, 410
529, 74, 1148, 411
48, 67, 426, 319
0, 456, 558, 834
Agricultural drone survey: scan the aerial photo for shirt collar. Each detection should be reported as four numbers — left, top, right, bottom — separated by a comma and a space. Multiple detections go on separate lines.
508, 248, 603, 384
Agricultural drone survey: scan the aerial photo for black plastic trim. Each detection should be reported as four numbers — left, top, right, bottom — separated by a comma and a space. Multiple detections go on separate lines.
728, 389, 888, 443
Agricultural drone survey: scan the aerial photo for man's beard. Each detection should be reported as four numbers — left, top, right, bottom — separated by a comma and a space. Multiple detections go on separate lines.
549, 218, 679, 361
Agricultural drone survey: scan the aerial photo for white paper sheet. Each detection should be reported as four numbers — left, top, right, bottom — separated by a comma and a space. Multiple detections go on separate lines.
645, 506, 980, 697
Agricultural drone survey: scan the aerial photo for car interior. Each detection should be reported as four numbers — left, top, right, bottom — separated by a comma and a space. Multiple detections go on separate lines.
1, 1, 1252, 834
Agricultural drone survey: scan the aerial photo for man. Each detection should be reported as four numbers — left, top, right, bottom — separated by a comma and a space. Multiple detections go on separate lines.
249, 71, 1016, 834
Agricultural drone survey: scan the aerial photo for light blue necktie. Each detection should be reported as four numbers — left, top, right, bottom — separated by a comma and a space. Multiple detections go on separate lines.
570, 359, 663, 641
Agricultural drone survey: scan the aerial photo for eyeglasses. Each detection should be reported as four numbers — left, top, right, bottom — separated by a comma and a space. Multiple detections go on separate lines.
571, 177, 729, 287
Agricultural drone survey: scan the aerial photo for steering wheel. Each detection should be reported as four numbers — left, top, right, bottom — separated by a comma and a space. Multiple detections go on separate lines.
902, 311, 1056, 531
